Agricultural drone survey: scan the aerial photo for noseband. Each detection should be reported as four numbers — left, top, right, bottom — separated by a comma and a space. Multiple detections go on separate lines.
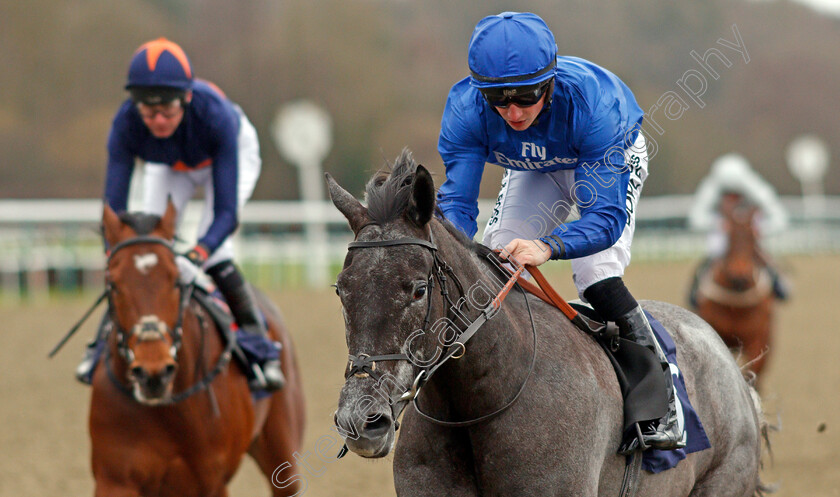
102, 236, 235, 405
106, 236, 191, 363
341, 229, 536, 431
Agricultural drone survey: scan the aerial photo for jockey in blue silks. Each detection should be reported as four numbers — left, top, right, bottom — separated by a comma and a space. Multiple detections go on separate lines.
76, 38, 284, 391
436, 12, 684, 453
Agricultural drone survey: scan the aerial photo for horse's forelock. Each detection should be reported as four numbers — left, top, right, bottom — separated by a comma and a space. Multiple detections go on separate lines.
118, 212, 163, 236
364, 148, 419, 225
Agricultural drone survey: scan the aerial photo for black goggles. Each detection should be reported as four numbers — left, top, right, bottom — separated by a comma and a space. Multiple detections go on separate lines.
129, 86, 187, 106
480, 81, 550, 109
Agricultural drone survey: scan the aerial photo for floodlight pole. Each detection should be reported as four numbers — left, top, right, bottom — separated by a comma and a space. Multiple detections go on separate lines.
786, 135, 830, 220
272, 101, 333, 288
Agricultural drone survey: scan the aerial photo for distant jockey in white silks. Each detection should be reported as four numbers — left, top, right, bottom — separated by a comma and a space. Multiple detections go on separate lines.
687, 153, 791, 307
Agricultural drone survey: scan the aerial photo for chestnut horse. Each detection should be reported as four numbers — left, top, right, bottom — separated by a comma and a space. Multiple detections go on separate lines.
90, 203, 305, 497
695, 196, 775, 386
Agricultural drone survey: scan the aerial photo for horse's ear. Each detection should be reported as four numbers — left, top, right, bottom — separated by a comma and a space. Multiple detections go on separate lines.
102, 203, 122, 247
326, 172, 369, 234
158, 199, 177, 240
406, 165, 435, 228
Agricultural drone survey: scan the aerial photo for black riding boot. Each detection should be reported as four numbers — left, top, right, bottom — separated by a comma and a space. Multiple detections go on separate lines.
616, 305, 686, 452
766, 265, 790, 301
207, 261, 285, 391
584, 277, 685, 454
75, 312, 112, 385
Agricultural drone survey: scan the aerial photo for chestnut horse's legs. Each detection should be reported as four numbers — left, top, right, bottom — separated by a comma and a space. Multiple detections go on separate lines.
248, 398, 304, 497
93, 481, 140, 497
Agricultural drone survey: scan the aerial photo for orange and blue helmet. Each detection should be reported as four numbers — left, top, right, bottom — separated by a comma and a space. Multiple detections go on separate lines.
468, 12, 557, 90
126, 38, 193, 104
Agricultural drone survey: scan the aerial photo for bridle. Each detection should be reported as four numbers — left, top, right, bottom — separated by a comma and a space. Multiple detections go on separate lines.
85, 235, 234, 405
338, 228, 649, 495
340, 227, 537, 436
105, 236, 191, 365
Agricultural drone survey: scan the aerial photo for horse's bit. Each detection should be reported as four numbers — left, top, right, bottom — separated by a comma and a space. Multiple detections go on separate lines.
105, 236, 191, 363
51, 235, 236, 406
340, 228, 538, 432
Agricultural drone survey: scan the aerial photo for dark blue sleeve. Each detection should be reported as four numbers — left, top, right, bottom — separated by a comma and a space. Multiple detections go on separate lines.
437, 85, 487, 239
549, 94, 630, 259
197, 110, 240, 253
104, 107, 136, 213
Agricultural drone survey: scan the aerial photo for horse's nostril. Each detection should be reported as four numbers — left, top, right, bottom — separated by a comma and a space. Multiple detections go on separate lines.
363, 416, 393, 438
146, 374, 165, 389
163, 364, 177, 377
130, 366, 146, 379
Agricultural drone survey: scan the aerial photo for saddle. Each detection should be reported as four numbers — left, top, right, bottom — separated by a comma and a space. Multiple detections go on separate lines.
567, 302, 670, 436
190, 286, 280, 398
515, 266, 711, 473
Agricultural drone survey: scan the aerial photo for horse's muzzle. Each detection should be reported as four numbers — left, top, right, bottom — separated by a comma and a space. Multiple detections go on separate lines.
129, 362, 177, 404
730, 276, 753, 292
333, 403, 395, 458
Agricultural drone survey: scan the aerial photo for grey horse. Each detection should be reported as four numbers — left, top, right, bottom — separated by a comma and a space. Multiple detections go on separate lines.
328, 150, 766, 497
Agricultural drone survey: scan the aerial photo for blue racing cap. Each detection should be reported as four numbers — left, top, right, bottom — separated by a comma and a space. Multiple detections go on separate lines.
468, 12, 557, 89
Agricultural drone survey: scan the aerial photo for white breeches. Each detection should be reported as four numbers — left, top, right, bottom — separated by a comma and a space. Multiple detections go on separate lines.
483, 134, 649, 298
141, 107, 261, 268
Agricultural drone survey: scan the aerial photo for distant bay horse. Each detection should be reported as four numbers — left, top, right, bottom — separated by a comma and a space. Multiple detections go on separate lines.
90, 203, 305, 497
328, 151, 766, 496
695, 194, 776, 386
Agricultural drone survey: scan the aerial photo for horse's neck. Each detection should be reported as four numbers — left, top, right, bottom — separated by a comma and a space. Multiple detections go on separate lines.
172, 303, 216, 389
724, 226, 760, 269
426, 223, 534, 414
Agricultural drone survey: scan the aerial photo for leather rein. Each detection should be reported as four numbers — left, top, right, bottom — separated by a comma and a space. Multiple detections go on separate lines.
337, 230, 646, 494
50, 236, 235, 406
341, 230, 537, 436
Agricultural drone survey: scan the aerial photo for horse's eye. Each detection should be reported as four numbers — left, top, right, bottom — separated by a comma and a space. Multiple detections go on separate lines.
332, 284, 340, 296
413, 285, 427, 300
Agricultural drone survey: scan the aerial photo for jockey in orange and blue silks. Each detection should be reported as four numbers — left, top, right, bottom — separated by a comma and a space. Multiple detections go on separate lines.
80, 38, 285, 392
436, 12, 684, 454
105, 38, 249, 262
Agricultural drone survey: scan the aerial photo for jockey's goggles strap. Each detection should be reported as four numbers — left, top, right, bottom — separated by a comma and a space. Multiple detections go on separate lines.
470, 57, 556, 84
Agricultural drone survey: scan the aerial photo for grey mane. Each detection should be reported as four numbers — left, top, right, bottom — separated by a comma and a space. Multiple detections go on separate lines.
364, 147, 509, 282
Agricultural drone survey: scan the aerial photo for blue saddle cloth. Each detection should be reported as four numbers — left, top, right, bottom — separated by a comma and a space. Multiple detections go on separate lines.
642, 311, 712, 473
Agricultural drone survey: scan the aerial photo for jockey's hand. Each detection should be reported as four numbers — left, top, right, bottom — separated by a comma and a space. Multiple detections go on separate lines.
500, 238, 552, 267
176, 244, 208, 285
175, 254, 203, 285
184, 244, 209, 266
